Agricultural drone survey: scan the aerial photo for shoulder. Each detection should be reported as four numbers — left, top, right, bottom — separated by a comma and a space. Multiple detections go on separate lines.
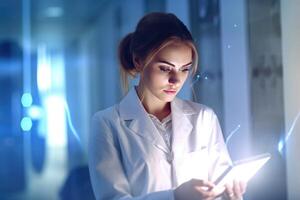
91, 105, 120, 127
90, 105, 122, 143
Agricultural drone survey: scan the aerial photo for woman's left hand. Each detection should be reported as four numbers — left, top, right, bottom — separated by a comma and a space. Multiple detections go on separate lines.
223, 179, 247, 200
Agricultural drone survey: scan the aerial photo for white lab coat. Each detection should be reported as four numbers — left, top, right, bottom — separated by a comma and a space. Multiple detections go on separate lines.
88, 87, 232, 200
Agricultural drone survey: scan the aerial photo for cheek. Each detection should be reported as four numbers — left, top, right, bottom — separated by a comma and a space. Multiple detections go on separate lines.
151, 74, 169, 88
145, 70, 168, 85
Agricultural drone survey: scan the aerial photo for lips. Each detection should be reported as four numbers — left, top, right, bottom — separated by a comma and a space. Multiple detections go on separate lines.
163, 89, 177, 94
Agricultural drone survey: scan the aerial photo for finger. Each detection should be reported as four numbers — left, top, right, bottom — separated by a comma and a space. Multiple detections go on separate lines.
214, 185, 226, 197
192, 179, 215, 190
195, 187, 217, 198
195, 184, 215, 195
192, 180, 217, 198
224, 183, 234, 199
233, 179, 242, 198
225, 182, 233, 193
239, 180, 247, 194
223, 191, 234, 200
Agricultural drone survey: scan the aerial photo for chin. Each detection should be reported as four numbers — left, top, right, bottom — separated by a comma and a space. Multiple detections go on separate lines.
155, 91, 177, 102
161, 95, 176, 102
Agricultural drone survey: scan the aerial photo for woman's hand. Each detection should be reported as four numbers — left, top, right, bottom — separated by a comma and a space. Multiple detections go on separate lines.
174, 179, 219, 200
223, 179, 247, 200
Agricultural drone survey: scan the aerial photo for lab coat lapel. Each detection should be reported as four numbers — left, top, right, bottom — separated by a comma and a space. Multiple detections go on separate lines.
171, 98, 194, 157
119, 87, 169, 153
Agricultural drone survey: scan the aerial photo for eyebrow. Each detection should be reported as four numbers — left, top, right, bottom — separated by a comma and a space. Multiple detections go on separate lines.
157, 60, 193, 68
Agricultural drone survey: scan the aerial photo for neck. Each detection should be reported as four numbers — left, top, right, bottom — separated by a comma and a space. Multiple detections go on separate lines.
136, 86, 171, 121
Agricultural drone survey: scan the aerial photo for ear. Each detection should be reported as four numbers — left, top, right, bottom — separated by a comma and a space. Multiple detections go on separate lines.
133, 54, 143, 72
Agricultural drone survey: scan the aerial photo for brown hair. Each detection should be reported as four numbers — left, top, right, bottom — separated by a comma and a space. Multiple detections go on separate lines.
118, 12, 198, 93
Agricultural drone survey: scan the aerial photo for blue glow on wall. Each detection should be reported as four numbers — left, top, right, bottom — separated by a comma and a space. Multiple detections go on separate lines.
21, 117, 32, 131
21, 93, 33, 107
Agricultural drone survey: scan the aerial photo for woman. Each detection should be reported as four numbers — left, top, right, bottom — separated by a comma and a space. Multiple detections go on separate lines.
88, 12, 246, 200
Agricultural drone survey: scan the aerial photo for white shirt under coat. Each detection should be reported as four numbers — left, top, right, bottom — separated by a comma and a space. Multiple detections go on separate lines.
88, 87, 232, 200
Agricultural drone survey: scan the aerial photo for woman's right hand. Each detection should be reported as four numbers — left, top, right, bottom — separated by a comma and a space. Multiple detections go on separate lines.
174, 179, 219, 200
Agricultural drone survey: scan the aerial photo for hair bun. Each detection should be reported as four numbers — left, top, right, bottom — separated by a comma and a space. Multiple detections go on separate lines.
119, 32, 135, 71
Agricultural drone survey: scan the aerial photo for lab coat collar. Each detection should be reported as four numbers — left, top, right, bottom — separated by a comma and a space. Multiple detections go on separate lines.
119, 87, 145, 120
119, 87, 169, 153
171, 97, 194, 157
119, 87, 195, 154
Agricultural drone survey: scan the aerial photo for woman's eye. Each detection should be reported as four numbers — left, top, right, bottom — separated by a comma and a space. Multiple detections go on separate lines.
159, 66, 171, 72
181, 67, 191, 72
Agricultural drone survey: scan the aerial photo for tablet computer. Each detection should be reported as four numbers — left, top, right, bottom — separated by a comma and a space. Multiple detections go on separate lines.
213, 153, 271, 194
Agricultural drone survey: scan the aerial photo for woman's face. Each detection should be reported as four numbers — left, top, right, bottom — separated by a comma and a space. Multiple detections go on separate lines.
138, 42, 193, 103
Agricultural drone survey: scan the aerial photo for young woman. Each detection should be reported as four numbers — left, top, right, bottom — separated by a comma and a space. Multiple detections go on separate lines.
88, 12, 246, 200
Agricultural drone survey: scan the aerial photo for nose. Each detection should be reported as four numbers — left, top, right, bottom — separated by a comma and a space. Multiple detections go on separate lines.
168, 71, 180, 86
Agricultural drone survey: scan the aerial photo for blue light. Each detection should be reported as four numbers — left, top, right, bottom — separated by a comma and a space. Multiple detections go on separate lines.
64, 100, 80, 142
226, 124, 241, 145
21, 93, 33, 107
278, 139, 284, 154
21, 117, 32, 131
28, 105, 43, 120
190, 74, 201, 86
277, 111, 300, 154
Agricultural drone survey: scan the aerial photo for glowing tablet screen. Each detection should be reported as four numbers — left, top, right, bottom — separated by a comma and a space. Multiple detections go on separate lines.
213, 153, 271, 194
